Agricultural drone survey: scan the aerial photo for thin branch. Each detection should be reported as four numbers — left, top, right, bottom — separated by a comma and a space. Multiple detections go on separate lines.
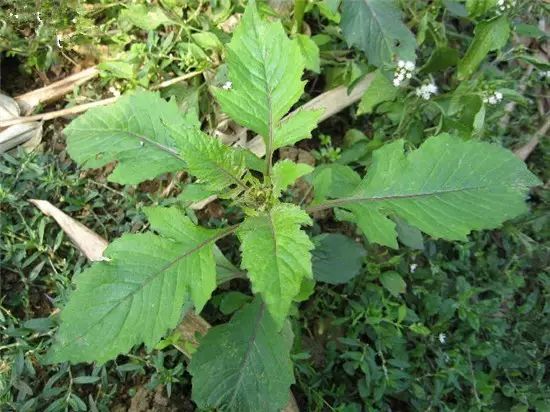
514, 116, 550, 161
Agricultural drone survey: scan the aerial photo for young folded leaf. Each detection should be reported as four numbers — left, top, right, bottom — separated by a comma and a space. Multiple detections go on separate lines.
271, 159, 313, 197
238, 203, 313, 327
189, 299, 294, 412
45, 207, 224, 364
212, 0, 322, 171
315, 134, 540, 248
65, 91, 197, 185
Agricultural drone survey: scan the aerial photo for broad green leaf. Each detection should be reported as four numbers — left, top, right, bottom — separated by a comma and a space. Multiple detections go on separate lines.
273, 109, 324, 150
327, 134, 540, 248
458, 16, 510, 80
177, 183, 217, 206
466, 0, 497, 18
312, 233, 365, 284
272, 160, 313, 197
189, 299, 294, 412
120, 4, 175, 31
169, 127, 246, 193
357, 69, 398, 115
341, 0, 416, 68
212, 1, 321, 152
65, 91, 195, 185
296, 34, 321, 73
238, 204, 313, 327
380, 271, 406, 297
310, 164, 361, 204
45, 207, 221, 364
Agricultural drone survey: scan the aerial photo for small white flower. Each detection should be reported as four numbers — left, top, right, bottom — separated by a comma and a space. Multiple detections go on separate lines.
405, 61, 415, 71
55, 34, 63, 48
410, 263, 418, 273
415, 82, 438, 100
406, 72, 412, 79
426, 83, 438, 94
488, 96, 497, 104
222, 81, 232, 90
438, 333, 446, 344
397, 73, 404, 82
398, 60, 405, 68
393, 78, 401, 87
494, 91, 503, 101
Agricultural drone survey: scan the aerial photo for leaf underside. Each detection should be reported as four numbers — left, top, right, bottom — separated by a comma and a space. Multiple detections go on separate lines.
189, 299, 294, 412
238, 204, 314, 327
332, 134, 540, 248
46, 207, 220, 364
65, 91, 197, 185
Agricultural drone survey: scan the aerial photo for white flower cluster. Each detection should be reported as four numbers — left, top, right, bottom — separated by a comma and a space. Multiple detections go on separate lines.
393, 60, 415, 87
222, 81, 232, 90
483, 91, 503, 105
497, 0, 515, 13
415, 83, 438, 100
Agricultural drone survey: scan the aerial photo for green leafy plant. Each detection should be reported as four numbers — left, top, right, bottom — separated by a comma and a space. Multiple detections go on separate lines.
42, 1, 541, 410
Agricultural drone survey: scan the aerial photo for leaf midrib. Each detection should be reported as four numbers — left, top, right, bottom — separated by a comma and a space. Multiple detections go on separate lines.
306, 183, 524, 212
227, 302, 266, 408
70, 126, 184, 162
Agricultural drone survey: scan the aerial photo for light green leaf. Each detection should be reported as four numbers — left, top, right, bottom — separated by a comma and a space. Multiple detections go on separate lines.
296, 34, 321, 73
169, 127, 246, 193
312, 233, 365, 284
272, 160, 313, 197
177, 184, 217, 206
45, 207, 222, 364
65, 91, 195, 185
212, 1, 305, 144
380, 271, 406, 297
327, 134, 540, 248
310, 164, 361, 204
273, 109, 324, 150
238, 204, 313, 327
458, 16, 510, 80
98, 61, 134, 80
357, 69, 398, 115
120, 4, 176, 31
192, 32, 223, 51
341, 0, 416, 67
466, 0, 497, 18
189, 299, 294, 412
